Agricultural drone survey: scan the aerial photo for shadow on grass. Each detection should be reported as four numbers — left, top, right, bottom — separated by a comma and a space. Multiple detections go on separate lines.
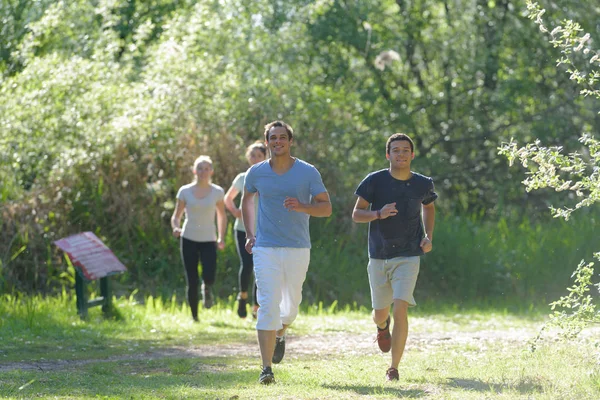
446, 377, 544, 394
0, 362, 261, 398
322, 384, 425, 398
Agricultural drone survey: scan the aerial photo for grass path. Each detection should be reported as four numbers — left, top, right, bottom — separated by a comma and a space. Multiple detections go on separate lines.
1, 312, 543, 372
0, 325, 537, 372
2, 298, 600, 399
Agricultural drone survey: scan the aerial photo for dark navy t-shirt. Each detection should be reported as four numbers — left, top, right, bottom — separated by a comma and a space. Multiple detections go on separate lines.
355, 169, 438, 259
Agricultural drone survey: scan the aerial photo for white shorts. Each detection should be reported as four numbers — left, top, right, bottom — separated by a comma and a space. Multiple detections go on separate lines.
253, 247, 310, 331
368, 256, 420, 309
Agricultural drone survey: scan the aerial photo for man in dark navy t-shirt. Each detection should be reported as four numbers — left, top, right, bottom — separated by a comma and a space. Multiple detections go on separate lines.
352, 133, 437, 382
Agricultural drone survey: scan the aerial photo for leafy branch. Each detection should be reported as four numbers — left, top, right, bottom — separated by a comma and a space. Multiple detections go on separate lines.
500, 1, 600, 346
547, 253, 600, 338
499, 1, 599, 220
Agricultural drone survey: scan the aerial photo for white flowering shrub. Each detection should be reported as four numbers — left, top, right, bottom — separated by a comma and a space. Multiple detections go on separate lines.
499, 1, 600, 340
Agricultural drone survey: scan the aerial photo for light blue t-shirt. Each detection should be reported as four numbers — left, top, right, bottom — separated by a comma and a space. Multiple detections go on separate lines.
244, 158, 327, 248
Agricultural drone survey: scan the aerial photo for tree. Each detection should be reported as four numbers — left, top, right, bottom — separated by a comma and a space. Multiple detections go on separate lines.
499, 0, 600, 339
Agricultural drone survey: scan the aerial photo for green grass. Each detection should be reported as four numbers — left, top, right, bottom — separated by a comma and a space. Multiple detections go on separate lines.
1, 295, 599, 399
0, 293, 258, 363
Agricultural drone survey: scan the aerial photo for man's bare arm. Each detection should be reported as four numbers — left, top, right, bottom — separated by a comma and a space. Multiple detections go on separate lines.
352, 196, 397, 222
241, 188, 256, 238
283, 191, 332, 217
241, 188, 257, 254
422, 202, 435, 240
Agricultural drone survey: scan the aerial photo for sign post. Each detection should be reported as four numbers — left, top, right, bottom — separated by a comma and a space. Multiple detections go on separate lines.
55, 232, 127, 319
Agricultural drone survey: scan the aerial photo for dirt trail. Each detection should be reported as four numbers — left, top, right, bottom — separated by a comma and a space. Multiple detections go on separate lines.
0, 326, 552, 373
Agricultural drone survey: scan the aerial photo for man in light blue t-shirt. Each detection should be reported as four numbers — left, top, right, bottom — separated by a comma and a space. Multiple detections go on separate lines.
241, 120, 332, 385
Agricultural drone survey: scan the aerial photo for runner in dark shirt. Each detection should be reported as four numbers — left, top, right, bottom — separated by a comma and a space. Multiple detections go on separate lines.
353, 133, 437, 382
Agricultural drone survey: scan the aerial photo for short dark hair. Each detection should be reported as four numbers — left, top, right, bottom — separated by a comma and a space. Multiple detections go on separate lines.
386, 133, 414, 154
264, 120, 294, 142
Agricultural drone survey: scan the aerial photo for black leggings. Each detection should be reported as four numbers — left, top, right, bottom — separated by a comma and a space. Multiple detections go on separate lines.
180, 237, 217, 318
235, 229, 258, 306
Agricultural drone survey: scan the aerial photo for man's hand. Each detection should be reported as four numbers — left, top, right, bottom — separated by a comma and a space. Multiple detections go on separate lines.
420, 236, 432, 253
217, 239, 225, 251
245, 236, 256, 254
172, 228, 182, 238
284, 197, 306, 213
379, 202, 398, 219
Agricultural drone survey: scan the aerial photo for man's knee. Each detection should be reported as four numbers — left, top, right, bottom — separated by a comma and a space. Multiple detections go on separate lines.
256, 301, 281, 330
373, 308, 390, 325
392, 299, 409, 319
281, 309, 299, 326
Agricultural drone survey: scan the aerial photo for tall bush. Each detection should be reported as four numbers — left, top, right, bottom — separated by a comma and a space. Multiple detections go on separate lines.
499, 1, 600, 335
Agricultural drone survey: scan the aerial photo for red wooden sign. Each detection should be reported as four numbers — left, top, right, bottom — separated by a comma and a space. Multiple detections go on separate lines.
54, 232, 127, 280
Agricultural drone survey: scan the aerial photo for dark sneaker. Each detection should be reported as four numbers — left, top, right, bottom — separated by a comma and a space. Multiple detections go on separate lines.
259, 366, 275, 385
237, 297, 247, 318
386, 367, 399, 381
272, 336, 286, 364
376, 316, 391, 353
202, 284, 213, 309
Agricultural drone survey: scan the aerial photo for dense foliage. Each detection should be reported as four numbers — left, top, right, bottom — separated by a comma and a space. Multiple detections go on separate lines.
500, 1, 600, 338
1, 0, 598, 304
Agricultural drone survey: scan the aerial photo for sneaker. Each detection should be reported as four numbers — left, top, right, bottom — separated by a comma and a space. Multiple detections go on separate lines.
258, 366, 275, 385
252, 304, 259, 320
202, 284, 213, 309
386, 367, 399, 381
237, 296, 247, 318
376, 316, 391, 353
272, 336, 286, 364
